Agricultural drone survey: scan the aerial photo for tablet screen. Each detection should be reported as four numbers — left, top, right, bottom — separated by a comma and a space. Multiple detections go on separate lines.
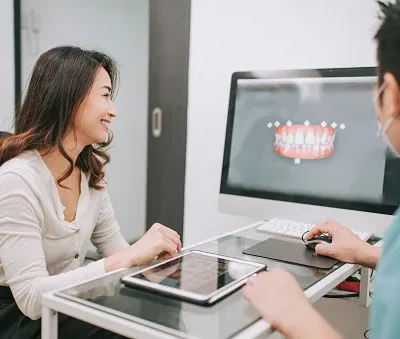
130, 252, 261, 295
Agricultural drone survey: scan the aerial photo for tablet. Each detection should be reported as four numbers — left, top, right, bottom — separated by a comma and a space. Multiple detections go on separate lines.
120, 250, 266, 306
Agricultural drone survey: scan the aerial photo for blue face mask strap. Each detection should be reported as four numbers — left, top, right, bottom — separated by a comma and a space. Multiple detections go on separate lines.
376, 85, 400, 137
377, 82, 386, 97
375, 81, 394, 137
374, 82, 386, 137
381, 117, 394, 136
374, 82, 386, 109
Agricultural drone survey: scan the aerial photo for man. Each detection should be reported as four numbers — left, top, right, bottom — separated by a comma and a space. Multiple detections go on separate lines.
243, 1, 400, 338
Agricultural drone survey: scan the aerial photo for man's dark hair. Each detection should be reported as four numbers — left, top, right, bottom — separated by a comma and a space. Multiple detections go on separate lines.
375, 1, 400, 85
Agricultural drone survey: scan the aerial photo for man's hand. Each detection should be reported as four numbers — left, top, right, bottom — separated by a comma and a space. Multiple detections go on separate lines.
242, 269, 342, 339
243, 269, 313, 335
306, 219, 371, 264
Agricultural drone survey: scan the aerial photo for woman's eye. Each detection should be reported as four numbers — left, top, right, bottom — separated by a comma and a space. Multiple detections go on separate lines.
103, 93, 110, 98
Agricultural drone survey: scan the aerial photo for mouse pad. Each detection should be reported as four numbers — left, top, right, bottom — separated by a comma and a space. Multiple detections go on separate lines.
242, 238, 339, 270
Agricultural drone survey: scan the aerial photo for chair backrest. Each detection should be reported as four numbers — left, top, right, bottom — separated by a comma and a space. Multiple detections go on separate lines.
0, 132, 12, 167
0, 131, 12, 139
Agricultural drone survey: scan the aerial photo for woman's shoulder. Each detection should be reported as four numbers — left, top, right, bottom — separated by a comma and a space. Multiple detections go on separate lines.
0, 150, 44, 184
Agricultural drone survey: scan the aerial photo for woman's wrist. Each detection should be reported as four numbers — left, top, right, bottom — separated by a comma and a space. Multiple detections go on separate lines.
104, 249, 132, 272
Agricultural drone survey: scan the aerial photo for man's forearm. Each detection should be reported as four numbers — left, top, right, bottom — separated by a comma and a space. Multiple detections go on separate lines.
356, 243, 381, 269
283, 304, 342, 339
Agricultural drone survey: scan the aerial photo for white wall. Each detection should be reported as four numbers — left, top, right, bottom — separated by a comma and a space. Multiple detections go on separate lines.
184, 0, 379, 245
0, 0, 15, 132
20, 0, 149, 241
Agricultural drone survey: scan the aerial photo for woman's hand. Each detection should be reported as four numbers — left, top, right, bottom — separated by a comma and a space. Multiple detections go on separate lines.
104, 223, 182, 271
242, 270, 342, 339
128, 223, 182, 266
306, 219, 371, 264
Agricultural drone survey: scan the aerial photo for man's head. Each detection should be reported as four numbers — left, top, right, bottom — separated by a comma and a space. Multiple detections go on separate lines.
374, 1, 400, 155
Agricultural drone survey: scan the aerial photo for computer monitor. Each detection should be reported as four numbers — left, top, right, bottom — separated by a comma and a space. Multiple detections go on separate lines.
219, 67, 399, 234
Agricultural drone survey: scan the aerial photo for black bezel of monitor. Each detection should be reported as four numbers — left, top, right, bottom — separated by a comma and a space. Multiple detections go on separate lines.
220, 67, 397, 216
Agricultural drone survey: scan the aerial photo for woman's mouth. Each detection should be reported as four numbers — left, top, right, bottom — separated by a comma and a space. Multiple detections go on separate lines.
101, 120, 110, 130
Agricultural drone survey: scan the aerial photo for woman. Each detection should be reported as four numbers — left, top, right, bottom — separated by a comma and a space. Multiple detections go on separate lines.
243, 1, 400, 338
0, 46, 181, 338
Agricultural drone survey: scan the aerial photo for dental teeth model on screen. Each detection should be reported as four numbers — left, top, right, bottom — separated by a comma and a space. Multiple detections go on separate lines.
273, 123, 337, 160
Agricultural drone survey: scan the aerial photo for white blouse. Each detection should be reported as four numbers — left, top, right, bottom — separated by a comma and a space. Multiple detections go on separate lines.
0, 150, 129, 319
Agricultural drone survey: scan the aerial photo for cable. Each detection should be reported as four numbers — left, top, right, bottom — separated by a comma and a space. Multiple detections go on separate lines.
323, 293, 359, 298
364, 328, 371, 338
345, 275, 360, 283
301, 230, 309, 242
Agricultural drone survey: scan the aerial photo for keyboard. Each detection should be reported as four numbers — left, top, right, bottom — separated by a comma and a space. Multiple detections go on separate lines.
256, 218, 372, 241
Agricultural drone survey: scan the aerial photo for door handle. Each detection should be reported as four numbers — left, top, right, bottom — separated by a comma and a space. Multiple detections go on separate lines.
152, 107, 162, 138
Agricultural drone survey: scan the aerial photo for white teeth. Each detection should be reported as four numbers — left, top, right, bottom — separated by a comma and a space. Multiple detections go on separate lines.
275, 129, 335, 151
305, 131, 315, 145
320, 132, 328, 144
295, 132, 304, 145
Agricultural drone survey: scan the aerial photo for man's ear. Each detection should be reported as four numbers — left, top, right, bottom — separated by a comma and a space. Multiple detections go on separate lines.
383, 72, 400, 118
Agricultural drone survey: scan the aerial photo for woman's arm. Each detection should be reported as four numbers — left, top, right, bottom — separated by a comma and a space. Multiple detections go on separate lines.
93, 187, 183, 273
0, 174, 107, 320
90, 188, 130, 257
0, 174, 182, 319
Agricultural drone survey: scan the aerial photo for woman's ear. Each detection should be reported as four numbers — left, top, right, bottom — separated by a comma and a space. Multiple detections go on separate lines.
383, 72, 400, 118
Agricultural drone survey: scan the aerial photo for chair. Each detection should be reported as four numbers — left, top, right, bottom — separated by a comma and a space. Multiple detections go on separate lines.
0, 131, 12, 139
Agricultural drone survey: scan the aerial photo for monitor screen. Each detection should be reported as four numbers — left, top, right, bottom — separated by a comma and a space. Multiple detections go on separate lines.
220, 68, 400, 215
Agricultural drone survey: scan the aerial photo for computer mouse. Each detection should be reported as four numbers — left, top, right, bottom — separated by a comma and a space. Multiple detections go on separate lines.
305, 235, 332, 251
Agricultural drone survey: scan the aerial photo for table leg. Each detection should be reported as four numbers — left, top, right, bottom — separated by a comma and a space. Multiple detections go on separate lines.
359, 267, 372, 307
41, 306, 58, 339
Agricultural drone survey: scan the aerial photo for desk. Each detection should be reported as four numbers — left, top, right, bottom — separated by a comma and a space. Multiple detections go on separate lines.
41, 222, 373, 339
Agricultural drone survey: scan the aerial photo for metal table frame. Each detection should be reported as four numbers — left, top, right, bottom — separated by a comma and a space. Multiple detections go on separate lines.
42, 222, 377, 339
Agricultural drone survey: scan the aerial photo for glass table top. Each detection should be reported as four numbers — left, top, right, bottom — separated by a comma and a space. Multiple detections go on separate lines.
56, 227, 370, 339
